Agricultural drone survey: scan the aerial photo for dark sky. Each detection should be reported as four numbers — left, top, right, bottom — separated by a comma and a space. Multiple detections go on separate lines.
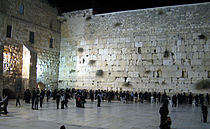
48, 0, 209, 14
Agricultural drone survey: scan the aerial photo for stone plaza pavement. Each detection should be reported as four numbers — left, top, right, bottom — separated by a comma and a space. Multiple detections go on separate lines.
0, 99, 210, 129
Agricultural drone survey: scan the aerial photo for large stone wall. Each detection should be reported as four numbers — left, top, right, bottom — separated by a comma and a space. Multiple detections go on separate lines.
0, 41, 3, 96
58, 3, 210, 93
0, 0, 61, 96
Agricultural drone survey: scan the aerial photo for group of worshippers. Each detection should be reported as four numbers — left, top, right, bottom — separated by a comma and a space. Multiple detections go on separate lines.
53, 89, 103, 108
1, 87, 209, 128
171, 92, 209, 107
22, 88, 48, 110
21, 88, 209, 129
21, 88, 108, 109
159, 93, 209, 129
21, 88, 210, 109
159, 97, 208, 129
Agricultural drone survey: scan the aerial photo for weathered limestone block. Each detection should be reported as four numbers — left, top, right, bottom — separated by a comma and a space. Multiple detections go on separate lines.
128, 72, 139, 78
163, 59, 173, 66
110, 71, 127, 78
135, 42, 143, 47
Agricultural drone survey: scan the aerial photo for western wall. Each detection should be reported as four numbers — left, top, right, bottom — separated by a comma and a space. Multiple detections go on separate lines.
58, 3, 210, 93
0, 1, 210, 97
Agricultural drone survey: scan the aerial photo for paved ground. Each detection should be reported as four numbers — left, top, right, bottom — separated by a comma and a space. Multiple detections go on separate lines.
0, 99, 210, 129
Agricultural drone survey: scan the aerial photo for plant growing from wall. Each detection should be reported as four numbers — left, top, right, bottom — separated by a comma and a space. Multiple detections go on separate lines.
145, 70, 151, 74
123, 82, 132, 87
138, 47, 141, 54
78, 48, 84, 53
89, 60, 96, 65
162, 81, 166, 85
158, 11, 164, 15
96, 69, 103, 77
198, 34, 206, 40
195, 79, 210, 90
164, 50, 170, 58
114, 22, 122, 28
86, 16, 92, 21
70, 69, 76, 73
157, 69, 162, 78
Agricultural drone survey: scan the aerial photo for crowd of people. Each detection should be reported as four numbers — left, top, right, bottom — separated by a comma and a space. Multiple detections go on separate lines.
21, 88, 210, 109
1, 88, 209, 129
21, 88, 209, 129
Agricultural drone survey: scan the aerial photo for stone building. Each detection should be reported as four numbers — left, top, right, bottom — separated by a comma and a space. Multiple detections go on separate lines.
0, 1, 210, 97
58, 3, 210, 94
0, 0, 61, 97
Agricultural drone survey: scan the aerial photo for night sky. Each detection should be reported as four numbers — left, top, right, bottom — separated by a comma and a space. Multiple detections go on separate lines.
48, 0, 210, 14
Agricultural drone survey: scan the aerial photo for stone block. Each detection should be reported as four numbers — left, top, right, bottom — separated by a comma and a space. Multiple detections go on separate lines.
128, 72, 139, 78
110, 71, 127, 77
163, 59, 173, 66
135, 42, 143, 47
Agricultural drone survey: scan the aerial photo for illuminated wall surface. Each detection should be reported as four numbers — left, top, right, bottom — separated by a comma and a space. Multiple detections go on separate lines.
22, 45, 30, 79
3, 44, 23, 96
0, 0, 210, 96
0, 0, 60, 96
58, 3, 210, 93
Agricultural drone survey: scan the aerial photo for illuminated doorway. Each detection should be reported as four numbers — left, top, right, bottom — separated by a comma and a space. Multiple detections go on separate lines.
2, 44, 31, 98
22, 45, 30, 90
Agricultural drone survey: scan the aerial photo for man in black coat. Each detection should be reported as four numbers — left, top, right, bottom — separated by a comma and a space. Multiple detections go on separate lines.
206, 93, 209, 105
56, 92, 60, 109
159, 100, 170, 129
16, 94, 21, 107
202, 104, 208, 123
172, 95, 177, 107
31, 88, 36, 109
97, 92, 101, 107
34, 92, 39, 110
46, 90, 51, 102
1, 95, 8, 114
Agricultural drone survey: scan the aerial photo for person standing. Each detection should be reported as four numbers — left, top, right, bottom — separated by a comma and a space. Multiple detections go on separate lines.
16, 94, 21, 107
39, 94, 43, 108
60, 125, 66, 129
159, 100, 170, 129
31, 88, 36, 109
194, 95, 199, 107
60, 93, 65, 109
200, 94, 204, 106
97, 92, 101, 107
46, 90, 51, 102
108, 91, 112, 103
202, 104, 208, 123
172, 95, 177, 107
34, 92, 39, 110
134, 92, 138, 103
188, 92, 193, 104
90, 90, 94, 102
3, 95, 9, 114
157, 92, 161, 103
56, 92, 60, 109
206, 93, 209, 105
65, 91, 69, 108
